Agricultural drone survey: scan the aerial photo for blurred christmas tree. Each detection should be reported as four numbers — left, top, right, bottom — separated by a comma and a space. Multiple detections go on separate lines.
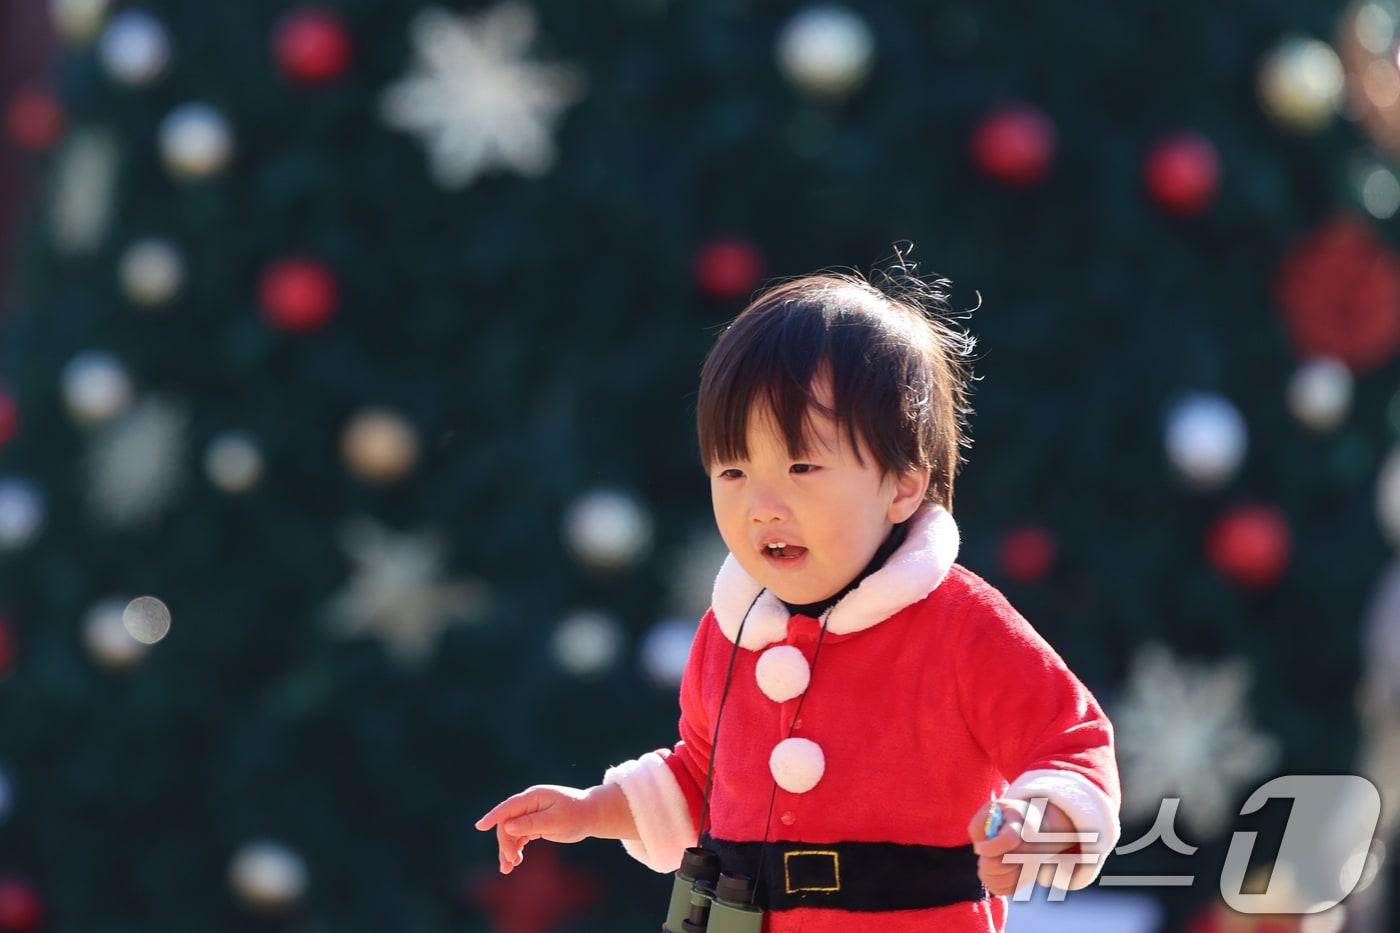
2, 1, 1399, 931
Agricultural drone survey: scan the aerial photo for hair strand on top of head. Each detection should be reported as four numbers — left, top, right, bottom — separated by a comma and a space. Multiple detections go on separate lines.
695, 243, 981, 511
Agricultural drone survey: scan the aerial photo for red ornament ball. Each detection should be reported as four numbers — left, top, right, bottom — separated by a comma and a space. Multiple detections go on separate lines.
468, 843, 598, 933
0, 615, 14, 680
1206, 504, 1292, 590
1144, 133, 1221, 217
0, 393, 17, 447
694, 239, 764, 300
999, 525, 1057, 583
273, 7, 352, 85
0, 876, 42, 933
3, 87, 64, 151
1274, 215, 1400, 372
969, 104, 1058, 188
259, 258, 339, 333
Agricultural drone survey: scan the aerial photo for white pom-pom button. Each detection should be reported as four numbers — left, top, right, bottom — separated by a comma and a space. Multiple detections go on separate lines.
769, 737, 825, 794
755, 645, 811, 702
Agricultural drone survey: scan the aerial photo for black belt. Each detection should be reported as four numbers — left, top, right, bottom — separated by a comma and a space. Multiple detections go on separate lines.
698, 833, 988, 912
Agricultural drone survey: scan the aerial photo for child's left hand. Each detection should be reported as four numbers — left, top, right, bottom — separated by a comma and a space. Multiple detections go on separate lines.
966, 798, 1078, 896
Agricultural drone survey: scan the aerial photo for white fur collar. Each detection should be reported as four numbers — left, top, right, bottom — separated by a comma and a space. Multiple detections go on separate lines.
710, 505, 961, 649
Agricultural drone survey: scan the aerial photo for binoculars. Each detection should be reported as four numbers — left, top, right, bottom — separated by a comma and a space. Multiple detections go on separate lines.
662, 847, 764, 933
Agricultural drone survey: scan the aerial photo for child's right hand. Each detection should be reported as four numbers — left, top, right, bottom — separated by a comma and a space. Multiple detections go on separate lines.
474, 784, 598, 874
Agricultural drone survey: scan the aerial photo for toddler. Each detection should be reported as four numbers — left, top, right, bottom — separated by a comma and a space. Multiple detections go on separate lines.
477, 268, 1121, 932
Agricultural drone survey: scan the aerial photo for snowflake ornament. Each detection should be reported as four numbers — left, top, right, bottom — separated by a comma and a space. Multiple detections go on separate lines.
1112, 642, 1280, 840
324, 518, 489, 667
86, 396, 188, 527
379, 2, 585, 189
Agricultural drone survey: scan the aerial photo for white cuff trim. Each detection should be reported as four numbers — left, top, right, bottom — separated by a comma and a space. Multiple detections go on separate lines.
1005, 768, 1121, 891
603, 751, 696, 873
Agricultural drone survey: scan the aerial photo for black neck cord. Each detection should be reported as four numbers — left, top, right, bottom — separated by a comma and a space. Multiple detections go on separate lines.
695, 585, 836, 908
697, 587, 765, 841
749, 605, 833, 905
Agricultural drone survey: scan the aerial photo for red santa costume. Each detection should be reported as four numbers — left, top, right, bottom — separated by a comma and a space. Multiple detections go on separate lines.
604, 504, 1121, 932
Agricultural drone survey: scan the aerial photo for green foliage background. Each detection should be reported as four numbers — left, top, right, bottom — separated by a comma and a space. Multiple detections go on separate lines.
0, 0, 1392, 930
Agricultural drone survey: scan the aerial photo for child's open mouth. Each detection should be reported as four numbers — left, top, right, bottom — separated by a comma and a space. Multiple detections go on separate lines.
762, 544, 809, 567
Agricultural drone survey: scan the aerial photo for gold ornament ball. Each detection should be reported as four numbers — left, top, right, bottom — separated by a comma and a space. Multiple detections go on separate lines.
119, 238, 184, 308
205, 432, 263, 493
341, 408, 420, 483
1258, 35, 1345, 133
1339, 0, 1400, 158
1288, 358, 1353, 432
52, 0, 110, 45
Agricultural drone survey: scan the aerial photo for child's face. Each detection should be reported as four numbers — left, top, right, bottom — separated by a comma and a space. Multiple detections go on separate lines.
709, 373, 928, 606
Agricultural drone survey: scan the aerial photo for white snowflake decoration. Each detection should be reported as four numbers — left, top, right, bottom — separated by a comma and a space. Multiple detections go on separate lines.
324, 518, 489, 667
50, 127, 119, 255
1112, 642, 1280, 840
379, 2, 585, 189
86, 395, 188, 527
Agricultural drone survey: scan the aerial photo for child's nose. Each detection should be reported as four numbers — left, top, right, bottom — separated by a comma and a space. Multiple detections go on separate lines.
747, 489, 790, 523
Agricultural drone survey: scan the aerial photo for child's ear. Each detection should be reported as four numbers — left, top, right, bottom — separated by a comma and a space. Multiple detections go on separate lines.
887, 467, 931, 523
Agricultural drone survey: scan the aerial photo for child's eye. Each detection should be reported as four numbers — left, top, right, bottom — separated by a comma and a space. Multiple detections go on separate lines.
718, 468, 744, 480
790, 463, 818, 474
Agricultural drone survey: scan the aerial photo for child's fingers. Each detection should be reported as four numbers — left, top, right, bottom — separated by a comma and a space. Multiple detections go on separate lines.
978, 854, 1027, 894
476, 791, 535, 831
501, 809, 554, 838
497, 824, 528, 874
970, 815, 1023, 858
478, 785, 560, 831
978, 853, 1021, 881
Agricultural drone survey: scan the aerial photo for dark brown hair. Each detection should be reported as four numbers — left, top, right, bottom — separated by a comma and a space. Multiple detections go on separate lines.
696, 262, 978, 510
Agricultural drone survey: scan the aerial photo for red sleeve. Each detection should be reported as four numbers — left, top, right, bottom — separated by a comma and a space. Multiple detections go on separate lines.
661, 609, 718, 832
951, 579, 1122, 889
602, 609, 723, 872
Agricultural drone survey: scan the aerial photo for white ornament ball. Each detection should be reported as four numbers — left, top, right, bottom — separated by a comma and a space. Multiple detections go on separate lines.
564, 488, 654, 570
640, 618, 696, 687
1356, 158, 1400, 220
119, 238, 184, 308
98, 10, 171, 85
82, 596, 150, 668
205, 432, 264, 493
341, 408, 420, 484
1164, 392, 1248, 490
769, 737, 825, 793
230, 840, 308, 913
668, 528, 731, 620
52, 0, 110, 45
1288, 357, 1353, 432
1257, 35, 1344, 134
61, 350, 133, 425
231, 834, 308, 907
159, 103, 234, 181
755, 645, 811, 702
777, 5, 875, 100
552, 610, 625, 676
1376, 444, 1400, 547
123, 595, 171, 645
0, 477, 45, 551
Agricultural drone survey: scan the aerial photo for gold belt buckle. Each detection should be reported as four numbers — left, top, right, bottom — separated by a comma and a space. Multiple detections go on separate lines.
782, 849, 841, 894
